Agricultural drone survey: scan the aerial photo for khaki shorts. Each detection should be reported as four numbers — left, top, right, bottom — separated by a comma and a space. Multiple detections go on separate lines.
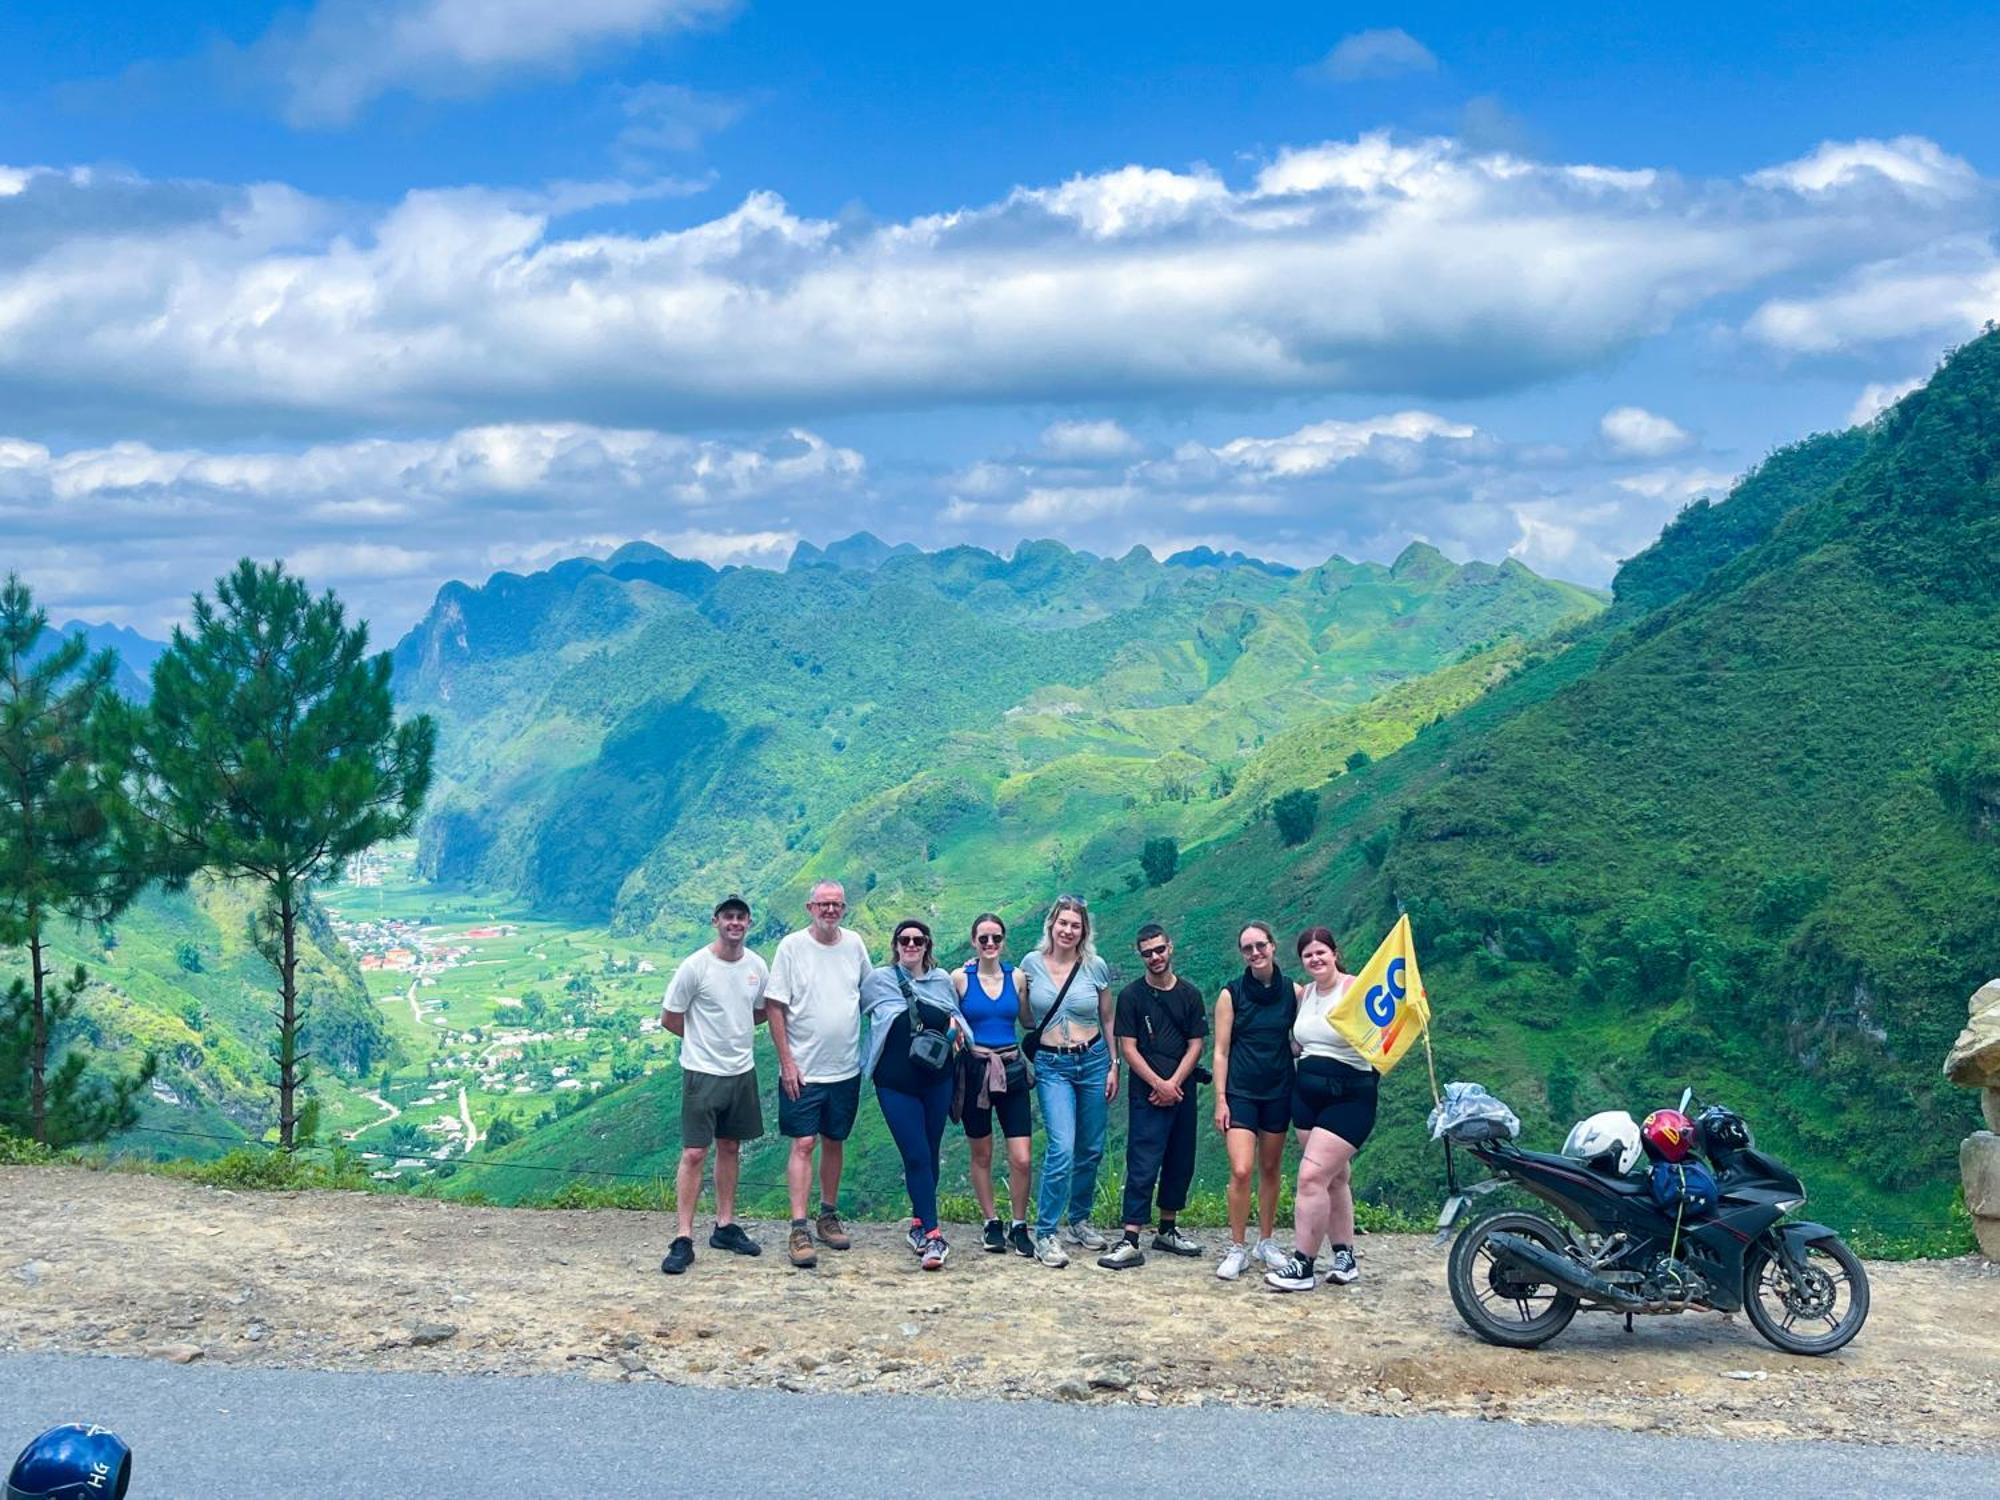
681, 1067, 763, 1148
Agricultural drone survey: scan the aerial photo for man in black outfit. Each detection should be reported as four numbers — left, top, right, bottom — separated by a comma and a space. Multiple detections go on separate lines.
1100, 922, 1207, 1269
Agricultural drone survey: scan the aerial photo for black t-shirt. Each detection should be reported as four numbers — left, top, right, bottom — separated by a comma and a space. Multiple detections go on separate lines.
871, 999, 956, 1094
1115, 977, 1208, 1083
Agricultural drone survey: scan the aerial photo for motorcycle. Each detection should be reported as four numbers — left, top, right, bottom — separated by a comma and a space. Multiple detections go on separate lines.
1436, 1089, 1869, 1354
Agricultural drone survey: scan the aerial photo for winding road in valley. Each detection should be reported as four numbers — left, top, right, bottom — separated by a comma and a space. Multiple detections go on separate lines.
457, 1086, 479, 1149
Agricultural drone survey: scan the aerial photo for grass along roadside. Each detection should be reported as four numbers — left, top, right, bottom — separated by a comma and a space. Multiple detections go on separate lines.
12, 1126, 1970, 1258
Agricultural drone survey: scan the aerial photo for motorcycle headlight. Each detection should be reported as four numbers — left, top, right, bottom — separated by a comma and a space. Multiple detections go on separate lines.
1773, 1197, 1803, 1212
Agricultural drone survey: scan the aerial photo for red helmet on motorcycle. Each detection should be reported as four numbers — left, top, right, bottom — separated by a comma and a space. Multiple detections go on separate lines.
1641, 1108, 1696, 1163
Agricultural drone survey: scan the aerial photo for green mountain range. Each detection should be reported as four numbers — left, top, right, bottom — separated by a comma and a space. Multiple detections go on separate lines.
393, 538, 1601, 944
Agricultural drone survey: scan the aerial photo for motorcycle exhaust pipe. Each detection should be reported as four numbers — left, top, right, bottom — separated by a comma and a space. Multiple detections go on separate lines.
1486, 1232, 1647, 1311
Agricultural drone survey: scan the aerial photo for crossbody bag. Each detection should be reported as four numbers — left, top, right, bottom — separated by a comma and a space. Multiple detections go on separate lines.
1020, 959, 1081, 1063
895, 968, 955, 1075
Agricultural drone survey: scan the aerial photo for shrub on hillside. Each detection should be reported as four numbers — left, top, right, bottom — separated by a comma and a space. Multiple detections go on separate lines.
1272, 789, 1318, 847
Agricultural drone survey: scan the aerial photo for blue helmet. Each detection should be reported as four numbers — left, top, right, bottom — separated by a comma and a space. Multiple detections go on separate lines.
6, 1425, 131, 1500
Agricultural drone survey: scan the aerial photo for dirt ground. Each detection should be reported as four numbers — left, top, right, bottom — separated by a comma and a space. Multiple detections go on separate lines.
4, 1168, 1996, 1451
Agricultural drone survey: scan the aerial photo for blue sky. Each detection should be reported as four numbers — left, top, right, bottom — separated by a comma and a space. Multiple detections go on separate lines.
3, 1, 1997, 632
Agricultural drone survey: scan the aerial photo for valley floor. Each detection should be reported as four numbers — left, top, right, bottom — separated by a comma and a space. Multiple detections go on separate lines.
4, 1168, 1995, 1452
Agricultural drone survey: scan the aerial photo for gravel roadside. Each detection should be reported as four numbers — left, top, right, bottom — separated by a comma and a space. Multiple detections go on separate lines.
4, 1168, 1995, 1452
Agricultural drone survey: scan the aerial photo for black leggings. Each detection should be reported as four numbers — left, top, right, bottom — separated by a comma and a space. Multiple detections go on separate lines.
876, 1069, 953, 1232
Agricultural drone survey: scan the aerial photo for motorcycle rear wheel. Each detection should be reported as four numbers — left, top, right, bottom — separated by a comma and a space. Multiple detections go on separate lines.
1447, 1210, 1581, 1349
1742, 1235, 1869, 1355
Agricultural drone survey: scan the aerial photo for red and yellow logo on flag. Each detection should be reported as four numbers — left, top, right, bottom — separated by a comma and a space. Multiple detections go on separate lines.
1327, 914, 1429, 1075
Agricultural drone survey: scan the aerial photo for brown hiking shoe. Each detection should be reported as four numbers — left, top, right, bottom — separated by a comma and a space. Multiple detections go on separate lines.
787, 1226, 819, 1268
814, 1210, 852, 1251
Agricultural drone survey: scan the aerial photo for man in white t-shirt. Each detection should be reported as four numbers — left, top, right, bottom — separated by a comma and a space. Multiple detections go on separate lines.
658, 895, 770, 1277
765, 880, 872, 1268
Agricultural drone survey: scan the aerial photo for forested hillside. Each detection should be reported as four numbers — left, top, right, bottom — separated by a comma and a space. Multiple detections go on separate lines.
3, 879, 390, 1150
1081, 332, 2000, 1237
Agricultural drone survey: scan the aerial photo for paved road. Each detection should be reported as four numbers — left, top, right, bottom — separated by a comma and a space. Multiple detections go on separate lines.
0, 1352, 1983, 1498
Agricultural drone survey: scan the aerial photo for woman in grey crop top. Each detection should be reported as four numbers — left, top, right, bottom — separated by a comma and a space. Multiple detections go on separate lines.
1015, 895, 1120, 1266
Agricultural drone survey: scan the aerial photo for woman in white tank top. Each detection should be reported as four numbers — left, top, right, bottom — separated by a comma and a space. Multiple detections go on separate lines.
1267, 925, 1379, 1292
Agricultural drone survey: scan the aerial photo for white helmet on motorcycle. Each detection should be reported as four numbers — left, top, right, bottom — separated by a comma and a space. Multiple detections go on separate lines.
1561, 1110, 1642, 1175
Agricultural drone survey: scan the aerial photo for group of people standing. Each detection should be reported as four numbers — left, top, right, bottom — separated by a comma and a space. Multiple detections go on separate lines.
656, 882, 1379, 1292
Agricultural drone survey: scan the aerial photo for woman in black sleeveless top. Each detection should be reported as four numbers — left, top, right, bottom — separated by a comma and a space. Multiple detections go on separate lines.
1209, 920, 1297, 1281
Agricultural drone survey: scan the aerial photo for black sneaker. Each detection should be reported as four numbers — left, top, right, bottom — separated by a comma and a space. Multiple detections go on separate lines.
983, 1218, 1006, 1253
1324, 1246, 1360, 1285
1263, 1251, 1317, 1293
1008, 1222, 1036, 1258
709, 1222, 761, 1257
660, 1236, 695, 1275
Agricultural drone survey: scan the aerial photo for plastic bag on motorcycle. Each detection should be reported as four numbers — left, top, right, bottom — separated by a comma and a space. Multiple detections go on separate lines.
1648, 1159, 1720, 1216
1427, 1081, 1521, 1144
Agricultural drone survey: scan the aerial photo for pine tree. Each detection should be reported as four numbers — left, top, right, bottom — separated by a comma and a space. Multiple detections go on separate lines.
0, 575, 154, 1144
119, 561, 436, 1150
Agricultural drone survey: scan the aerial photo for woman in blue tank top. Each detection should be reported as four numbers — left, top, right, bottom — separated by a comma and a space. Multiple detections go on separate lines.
952, 913, 1036, 1256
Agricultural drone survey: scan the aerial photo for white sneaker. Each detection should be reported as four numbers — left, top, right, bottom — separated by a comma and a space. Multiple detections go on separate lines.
1254, 1236, 1290, 1272
1062, 1220, 1109, 1251
1035, 1233, 1070, 1268
1216, 1242, 1251, 1281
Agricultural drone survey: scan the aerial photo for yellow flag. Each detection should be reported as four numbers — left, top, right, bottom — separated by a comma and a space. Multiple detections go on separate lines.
1327, 913, 1430, 1075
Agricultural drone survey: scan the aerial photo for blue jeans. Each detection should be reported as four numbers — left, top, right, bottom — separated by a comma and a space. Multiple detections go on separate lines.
877, 1071, 953, 1233
1034, 1037, 1109, 1235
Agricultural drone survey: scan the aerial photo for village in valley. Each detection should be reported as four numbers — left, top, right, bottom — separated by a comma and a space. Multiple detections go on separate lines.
321, 845, 679, 1185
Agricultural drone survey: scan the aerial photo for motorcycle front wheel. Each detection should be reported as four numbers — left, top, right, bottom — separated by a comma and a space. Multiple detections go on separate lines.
1447, 1210, 1580, 1349
1742, 1235, 1870, 1355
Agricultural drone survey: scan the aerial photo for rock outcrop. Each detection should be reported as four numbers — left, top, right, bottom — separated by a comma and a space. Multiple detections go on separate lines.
1944, 979, 2000, 1258
1963, 1134, 2000, 1260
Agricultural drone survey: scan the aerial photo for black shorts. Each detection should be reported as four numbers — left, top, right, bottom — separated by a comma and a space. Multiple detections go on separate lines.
682, 1068, 763, 1148
1224, 1092, 1290, 1136
1291, 1057, 1379, 1150
963, 1082, 1034, 1141
777, 1075, 862, 1141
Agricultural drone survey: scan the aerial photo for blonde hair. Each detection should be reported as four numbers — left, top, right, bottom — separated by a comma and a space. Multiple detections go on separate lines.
1038, 895, 1099, 969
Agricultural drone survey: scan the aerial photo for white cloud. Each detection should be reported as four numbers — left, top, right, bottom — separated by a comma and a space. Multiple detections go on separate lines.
1847, 377, 1924, 426
0, 133, 1985, 435
1599, 405, 1692, 458
1748, 136, 1980, 201
252, 0, 737, 127
1746, 237, 2000, 355
1314, 29, 1438, 83
1039, 419, 1142, 460
616, 82, 748, 161
0, 422, 859, 632
1613, 467, 1736, 503
1207, 412, 1479, 477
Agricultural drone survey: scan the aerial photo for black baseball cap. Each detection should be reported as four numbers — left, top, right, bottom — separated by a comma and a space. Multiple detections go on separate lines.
712, 894, 751, 917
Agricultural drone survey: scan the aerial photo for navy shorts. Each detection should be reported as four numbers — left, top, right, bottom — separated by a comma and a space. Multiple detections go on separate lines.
1291, 1057, 1379, 1150
777, 1075, 862, 1142
1224, 1092, 1290, 1136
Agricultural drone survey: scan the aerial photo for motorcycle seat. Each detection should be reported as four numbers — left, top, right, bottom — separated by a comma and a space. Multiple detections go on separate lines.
1511, 1146, 1653, 1194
